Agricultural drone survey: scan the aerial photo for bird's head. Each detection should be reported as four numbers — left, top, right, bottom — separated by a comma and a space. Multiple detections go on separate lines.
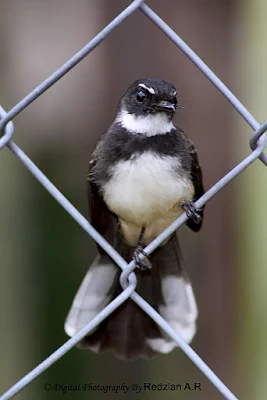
116, 78, 178, 136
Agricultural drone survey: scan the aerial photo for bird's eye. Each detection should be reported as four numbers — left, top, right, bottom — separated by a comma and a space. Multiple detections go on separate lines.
136, 90, 147, 103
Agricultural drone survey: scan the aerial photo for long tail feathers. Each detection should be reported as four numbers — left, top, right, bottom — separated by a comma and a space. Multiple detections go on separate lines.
64, 254, 119, 340
64, 235, 197, 360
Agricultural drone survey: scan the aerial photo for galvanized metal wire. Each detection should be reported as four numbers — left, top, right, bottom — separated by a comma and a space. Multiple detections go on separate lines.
0, 2, 266, 400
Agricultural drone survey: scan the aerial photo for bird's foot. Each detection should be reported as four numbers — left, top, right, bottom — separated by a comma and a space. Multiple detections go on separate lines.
181, 200, 202, 224
133, 245, 152, 271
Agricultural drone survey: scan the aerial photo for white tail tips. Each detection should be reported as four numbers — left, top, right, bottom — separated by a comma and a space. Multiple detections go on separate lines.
64, 255, 118, 338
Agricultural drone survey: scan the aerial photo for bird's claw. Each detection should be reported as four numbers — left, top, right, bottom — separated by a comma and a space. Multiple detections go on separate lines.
133, 245, 152, 271
181, 200, 202, 224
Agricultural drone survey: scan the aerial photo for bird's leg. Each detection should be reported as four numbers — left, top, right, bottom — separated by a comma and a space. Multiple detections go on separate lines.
181, 199, 202, 224
133, 227, 152, 271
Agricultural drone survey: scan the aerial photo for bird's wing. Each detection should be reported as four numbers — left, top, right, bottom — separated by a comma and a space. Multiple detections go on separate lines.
87, 138, 119, 253
186, 140, 205, 232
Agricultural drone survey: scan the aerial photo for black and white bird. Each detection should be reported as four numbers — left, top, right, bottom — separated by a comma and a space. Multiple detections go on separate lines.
64, 78, 205, 360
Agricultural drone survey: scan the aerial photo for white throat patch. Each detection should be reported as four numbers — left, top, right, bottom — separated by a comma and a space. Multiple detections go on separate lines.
116, 110, 175, 136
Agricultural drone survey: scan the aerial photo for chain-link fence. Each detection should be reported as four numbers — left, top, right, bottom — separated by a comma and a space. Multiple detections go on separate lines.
0, 1, 266, 400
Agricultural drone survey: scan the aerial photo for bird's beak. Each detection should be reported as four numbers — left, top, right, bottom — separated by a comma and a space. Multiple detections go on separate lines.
156, 101, 176, 113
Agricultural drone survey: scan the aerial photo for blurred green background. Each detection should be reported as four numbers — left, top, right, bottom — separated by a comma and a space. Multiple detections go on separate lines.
0, 1, 267, 399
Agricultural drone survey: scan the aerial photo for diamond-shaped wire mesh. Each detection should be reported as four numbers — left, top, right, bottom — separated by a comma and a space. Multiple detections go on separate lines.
0, 1, 266, 400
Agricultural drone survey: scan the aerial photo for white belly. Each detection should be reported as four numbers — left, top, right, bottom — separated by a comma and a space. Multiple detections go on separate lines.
103, 152, 194, 245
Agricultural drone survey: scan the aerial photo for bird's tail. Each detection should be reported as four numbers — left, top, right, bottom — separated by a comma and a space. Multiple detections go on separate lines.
64, 234, 197, 360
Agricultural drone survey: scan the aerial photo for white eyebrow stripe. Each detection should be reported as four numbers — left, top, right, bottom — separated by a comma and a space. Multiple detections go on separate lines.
138, 83, 155, 95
